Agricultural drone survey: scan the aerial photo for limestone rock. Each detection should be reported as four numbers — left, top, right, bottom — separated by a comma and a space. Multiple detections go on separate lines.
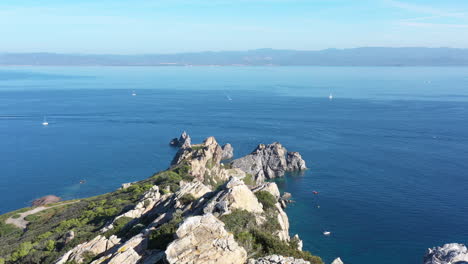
32, 195, 61, 206
253, 182, 281, 199
222, 143, 234, 160
203, 177, 264, 216
91, 234, 146, 264
275, 203, 290, 241
165, 213, 247, 264
293, 234, 303, 251
171, 136, 224, 180
424, 243, 468, 264
170, 131, 191, 148
55, 235, 120, 264
286, 152, 307, 171
64, 231, 75, 244
231, 142, 306, 182
249, 254, 310, 264
331, 257, 344, 264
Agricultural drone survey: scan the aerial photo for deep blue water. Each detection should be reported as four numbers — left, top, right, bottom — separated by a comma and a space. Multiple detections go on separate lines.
1, 66, 468, 264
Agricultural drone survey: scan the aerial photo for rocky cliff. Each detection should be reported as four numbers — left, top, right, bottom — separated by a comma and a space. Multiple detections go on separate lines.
424, 243, 468, 264
0, 134, 322, 264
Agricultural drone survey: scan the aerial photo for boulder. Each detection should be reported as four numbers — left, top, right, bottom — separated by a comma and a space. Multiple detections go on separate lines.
222, 143, 234, 160
32, 195, 61, 206
231, 142, 307, 182
165, 213, 247, 264
424, 243, 468, 264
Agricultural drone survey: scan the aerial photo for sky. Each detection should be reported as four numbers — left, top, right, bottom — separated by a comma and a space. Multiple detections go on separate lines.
1, 0, 468, 54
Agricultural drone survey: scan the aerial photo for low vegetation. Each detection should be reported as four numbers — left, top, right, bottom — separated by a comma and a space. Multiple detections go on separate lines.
220, 209, 323, 264
148, 211, 183, 250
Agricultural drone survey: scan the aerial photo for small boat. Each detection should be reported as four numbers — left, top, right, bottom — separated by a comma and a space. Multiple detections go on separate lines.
80, 180, 86, 184
313, 191, 319, 195
328, 93, 333, 100
226, 95, 232, 101
323, 231, 331, 236
132, 90, 137, 96
42, 116, 49, 126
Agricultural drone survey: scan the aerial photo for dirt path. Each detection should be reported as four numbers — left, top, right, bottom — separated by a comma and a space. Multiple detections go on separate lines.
5, 201, 79, 229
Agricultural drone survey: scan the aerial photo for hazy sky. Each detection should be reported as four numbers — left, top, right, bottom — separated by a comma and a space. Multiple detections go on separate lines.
1, 0, 468, 54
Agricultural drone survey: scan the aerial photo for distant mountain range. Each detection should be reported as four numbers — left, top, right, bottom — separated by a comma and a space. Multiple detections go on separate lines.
1, 47, 468, 66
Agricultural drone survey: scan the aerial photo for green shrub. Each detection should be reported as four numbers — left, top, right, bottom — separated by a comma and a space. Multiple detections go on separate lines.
0, 257, 4, 264
242, 173, 255, 186
148, 212, 183, 250
219, 209, 256, 235
255, 191, 277, 210
0, 222, 21, 238
36, 231, 53, 241
105, 216, 133, 238
9, 242, 34, 262
179, 194, 196, 205
45, 240, 55, 252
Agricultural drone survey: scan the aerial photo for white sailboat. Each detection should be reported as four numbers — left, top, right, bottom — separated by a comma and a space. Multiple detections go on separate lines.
132, 90, 137, 96
328, 93, 333, 100
42, 116, 49, 126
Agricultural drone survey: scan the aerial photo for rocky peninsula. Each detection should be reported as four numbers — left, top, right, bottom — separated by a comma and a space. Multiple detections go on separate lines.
0, 134, 323, 264
0, 133, 464, 264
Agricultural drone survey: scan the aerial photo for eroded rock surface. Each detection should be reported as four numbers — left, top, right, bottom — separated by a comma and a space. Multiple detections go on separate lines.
165, 213, 247, 264
32, 195, 61, 206
249, 254, 311, 264
222, 143, 234, 160
331, 257, 344, 264
231, 142, 307, 182
169, 131, 191, 148
424, 243, 468, 264
55, 235, 120, 264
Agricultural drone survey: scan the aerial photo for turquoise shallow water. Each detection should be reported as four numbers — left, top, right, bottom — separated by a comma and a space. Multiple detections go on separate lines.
1, 66, 468, 263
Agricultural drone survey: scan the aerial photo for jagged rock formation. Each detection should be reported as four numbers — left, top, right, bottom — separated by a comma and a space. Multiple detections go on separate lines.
424, 243, 468, 264
231, 142, 307, 182
222, 143, 234, 160
165, 213, 247, 264
331, 258, 344, 264
169, 131, 191, 148
9, 135, 315, 264
249, 255, 311, 264
56, 235, 121, 264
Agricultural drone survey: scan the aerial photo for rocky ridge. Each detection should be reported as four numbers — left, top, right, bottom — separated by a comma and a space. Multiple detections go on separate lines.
424, 243, 468, 264
51, 134, 322, 264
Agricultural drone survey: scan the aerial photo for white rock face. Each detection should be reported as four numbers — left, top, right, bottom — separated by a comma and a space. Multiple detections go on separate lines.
275, 203, 290, 241
222, 143, 234, 160
204, 177, 264, 216
331, 257, 344, 264
249, 254, 311, 264
165, 213, 247, 264
424, 243, 468, 264
55, 235, 120, 264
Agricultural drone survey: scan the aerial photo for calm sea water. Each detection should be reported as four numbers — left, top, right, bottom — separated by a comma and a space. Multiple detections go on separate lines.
1, 66, 468, 264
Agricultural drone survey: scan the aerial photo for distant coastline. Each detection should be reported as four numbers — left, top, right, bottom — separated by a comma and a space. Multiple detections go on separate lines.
2, 47, 468, 66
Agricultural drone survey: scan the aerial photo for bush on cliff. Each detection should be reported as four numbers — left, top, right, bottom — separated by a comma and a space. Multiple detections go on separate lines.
148, 211, 183, 250
255, 191, 277, 210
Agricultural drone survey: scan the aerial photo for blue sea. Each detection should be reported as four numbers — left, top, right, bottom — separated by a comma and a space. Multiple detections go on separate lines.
1, 66, 468, 264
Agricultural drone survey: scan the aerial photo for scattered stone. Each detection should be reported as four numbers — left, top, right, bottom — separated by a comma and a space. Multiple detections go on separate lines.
424, 243, 468, 264
222, 143, 234, 160
32, 195, 61, 206
64, 231, 75, 244
165, 213, 247, 264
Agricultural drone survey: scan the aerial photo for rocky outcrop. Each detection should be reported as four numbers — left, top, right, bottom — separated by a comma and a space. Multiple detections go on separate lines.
331, 258, 344, 264
169, 131, 191, 148
32, 195, 61, 206
231, 142, 307, 182
203, 177, 264, 216
165, 213, 247, 264
424, 243, 468, 264
90, 234, 146, 264
249, 255, 311, 264
171, 137, 224, 181
55, 235, 121, 264
222, 143, 234, 160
